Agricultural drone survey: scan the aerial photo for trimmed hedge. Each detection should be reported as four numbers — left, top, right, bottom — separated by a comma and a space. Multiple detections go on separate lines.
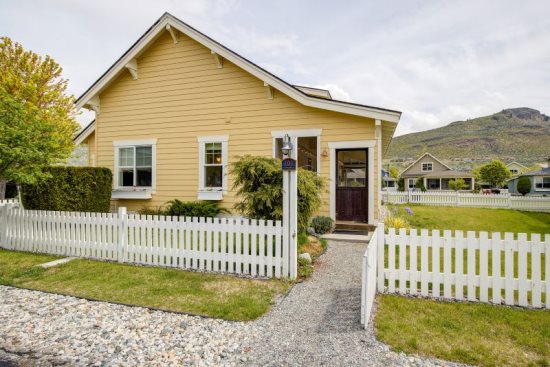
138, 200, 226, 217
21, 166, 112, 212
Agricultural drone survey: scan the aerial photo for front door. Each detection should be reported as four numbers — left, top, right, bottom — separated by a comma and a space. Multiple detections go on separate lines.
336, 149, 368, 222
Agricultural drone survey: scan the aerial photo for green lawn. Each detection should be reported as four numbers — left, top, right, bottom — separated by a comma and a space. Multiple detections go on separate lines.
378, 205, 550, 366
376, 295, 550, 367
389, 204, 550, 234
0, 248, 289, 321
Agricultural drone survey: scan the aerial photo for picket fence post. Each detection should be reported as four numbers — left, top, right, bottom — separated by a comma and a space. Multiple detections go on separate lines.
117, 207, 127, 262
377, 222, 385, 292
0, 204, 7, 247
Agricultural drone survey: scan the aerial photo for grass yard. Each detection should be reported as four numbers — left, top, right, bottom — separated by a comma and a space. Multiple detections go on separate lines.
389, 204, 550, 234
0, 248, 290, 321
376, 295, 550, 367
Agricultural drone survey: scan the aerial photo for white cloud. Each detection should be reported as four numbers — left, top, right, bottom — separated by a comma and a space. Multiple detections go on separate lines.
313, 84, 351, 102
1, 0, 548, 133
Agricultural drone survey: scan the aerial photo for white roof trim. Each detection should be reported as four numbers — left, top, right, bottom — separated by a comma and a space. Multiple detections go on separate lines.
401, 152, 452, 175
506, 161, 528, 169
75, 13, 401, 124
74, 121, 96, 145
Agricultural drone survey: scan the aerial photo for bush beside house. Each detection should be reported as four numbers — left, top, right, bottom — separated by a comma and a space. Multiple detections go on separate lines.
231, 155, 325, 232
21, 167, 112, 212
138, 200, 225, 217
516, 176, 531, 196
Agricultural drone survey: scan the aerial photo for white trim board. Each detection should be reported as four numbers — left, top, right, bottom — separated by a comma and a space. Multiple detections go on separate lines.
75, 13, 401, 124
271, 129, 322, 138
328, 140, 376, 225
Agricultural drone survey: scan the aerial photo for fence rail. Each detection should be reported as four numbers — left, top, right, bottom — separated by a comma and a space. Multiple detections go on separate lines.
361, 226, 379, 329
377, 225, 549, 308
382, 191, 550, 211
0, 205, 293, 279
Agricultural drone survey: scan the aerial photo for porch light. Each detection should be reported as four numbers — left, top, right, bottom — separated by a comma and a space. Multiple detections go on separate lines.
281, 134, 293, 156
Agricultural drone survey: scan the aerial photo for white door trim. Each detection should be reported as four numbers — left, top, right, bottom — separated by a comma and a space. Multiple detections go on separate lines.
329, 140, 376, 225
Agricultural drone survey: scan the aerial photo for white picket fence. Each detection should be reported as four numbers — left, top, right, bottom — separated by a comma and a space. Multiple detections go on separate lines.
0, 205, 295, 279
361, 222, 549, 326
382, 191, 550, 211
360, 226, 380, 328
376, 223, 549, 308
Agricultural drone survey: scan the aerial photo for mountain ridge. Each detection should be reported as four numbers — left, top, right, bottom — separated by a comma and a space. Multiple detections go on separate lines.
386, 107, 550, 169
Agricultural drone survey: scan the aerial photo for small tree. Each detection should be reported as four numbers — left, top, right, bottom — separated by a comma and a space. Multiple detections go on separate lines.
397, 177, 405, 192
0, 37, 79, 199
415, 178, 426, 192
231, 155, 325, 232
448, 178, 468, 191
516, 176, 532, 196
476, 160, 511, 188
389, 166, 400, 179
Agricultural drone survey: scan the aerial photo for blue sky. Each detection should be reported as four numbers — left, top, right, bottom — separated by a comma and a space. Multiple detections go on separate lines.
1, 0, 549, 135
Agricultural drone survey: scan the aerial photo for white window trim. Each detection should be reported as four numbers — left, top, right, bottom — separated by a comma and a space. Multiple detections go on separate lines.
271, 129, 322, 175
113, 139, 157, 191
421, 162, 433, 172
198, 135, 229, 199
408, 178, 417, 188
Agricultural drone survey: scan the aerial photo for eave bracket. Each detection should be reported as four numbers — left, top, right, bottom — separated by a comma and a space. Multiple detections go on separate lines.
86, 95, 100, 115
166, 24, 179, 44
264, 82, 274, 99
211, 51, 223, 68
125, 59, 138, 80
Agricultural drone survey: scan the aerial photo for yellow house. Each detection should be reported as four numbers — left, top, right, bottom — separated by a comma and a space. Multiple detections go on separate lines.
74, 12, 401, 225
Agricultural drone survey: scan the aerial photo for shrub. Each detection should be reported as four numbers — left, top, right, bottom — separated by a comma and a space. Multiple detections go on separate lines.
311, 216, 334, 235
232, 155, 326, 232
397, 177, 405, 192
415, 178, 426, 192
449, 178, 468, 191
384, 214, 410, 233
164, 199, 226, 217
21, 166, 112, 212
137, 206, 166, 216
517, 176, 531, 196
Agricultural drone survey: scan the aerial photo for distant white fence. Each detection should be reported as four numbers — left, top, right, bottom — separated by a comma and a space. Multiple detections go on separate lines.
361, 226, 380, 329
0, 205, 295, 279
0, 199, 18, 206
377, 223, 549, 309
382, 191, 550, 212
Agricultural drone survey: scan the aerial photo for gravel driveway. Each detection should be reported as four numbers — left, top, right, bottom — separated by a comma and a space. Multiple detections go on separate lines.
0, 241, 461, 366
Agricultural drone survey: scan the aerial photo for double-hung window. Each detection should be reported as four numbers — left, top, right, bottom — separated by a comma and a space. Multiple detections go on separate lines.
421, 162, 433, 172
114, 139, 156, 190
535, 177, 550, 190
198, 136, 228, 200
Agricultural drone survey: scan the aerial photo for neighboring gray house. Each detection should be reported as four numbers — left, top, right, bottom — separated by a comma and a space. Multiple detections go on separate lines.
508, 159, 550, 195
400, 152, 474, 191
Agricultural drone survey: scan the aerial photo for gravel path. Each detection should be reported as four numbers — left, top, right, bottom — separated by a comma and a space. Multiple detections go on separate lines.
0, 241, 463, 366
243, 241, 463, 366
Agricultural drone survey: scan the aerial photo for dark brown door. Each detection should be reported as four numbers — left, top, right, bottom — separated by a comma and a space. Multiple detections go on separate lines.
336, 149, 368, 222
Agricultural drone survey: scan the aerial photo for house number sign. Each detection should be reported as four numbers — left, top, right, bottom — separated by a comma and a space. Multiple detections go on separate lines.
282, 158, 297, 171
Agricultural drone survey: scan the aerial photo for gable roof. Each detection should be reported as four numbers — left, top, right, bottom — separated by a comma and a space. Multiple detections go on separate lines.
75, 12, 401, 125
400, 152, 452, 175
506, 162, 528, 169
74, 120, 95, 145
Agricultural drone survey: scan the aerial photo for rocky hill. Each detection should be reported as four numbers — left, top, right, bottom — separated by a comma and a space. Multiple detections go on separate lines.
386, 108, 550, 169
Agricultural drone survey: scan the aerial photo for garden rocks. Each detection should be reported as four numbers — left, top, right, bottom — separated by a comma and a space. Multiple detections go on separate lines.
0, 286, 250, 366
298, 252, 312, 264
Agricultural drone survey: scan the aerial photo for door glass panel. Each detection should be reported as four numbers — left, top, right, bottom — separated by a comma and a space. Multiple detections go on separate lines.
337, 150, 367, 187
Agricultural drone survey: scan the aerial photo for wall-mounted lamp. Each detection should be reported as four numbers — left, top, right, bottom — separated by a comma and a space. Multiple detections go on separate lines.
281, 133, 293, 156
321, 148, 328, 158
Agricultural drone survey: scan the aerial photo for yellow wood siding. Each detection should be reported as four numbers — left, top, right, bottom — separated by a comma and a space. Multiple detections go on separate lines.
84, 132, 96, 166
95, 32, 382, 220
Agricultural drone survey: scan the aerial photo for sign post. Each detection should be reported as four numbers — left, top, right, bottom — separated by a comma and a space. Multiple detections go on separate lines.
281, 134, 298, 279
